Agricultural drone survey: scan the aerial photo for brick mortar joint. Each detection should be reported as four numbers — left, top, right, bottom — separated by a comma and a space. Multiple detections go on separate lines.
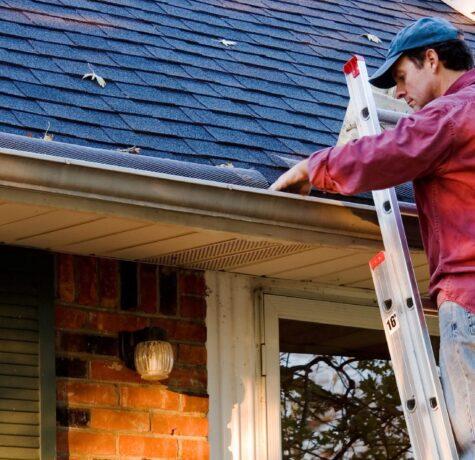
56, 356, 207, 367
56, 402, 207, 417
57, 301, 206, 322
55, 352, 119, 361
178, 293, 208, 299
59, 426, 207, 440
56, 402, 120, 410
57, 403, 189, 415
57, 329, 123, 338
150, 409, 208, 418
59, 427, 208, 440
81, 378, 205, 388
56, 332, 206, 346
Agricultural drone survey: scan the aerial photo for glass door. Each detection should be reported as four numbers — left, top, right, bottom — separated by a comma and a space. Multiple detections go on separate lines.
262, 294, 440, 460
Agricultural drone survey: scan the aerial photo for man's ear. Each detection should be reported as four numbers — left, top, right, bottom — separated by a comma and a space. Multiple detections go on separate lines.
425, 48, 440, 73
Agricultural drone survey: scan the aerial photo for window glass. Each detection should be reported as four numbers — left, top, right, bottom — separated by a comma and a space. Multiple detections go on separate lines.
279, 319, 439, 459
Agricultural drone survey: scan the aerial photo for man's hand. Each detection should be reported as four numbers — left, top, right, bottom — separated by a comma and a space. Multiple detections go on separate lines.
269, 159, 311, 195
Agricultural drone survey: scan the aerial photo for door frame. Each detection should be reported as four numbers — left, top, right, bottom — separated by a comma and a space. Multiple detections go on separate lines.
260, 292, 440, 460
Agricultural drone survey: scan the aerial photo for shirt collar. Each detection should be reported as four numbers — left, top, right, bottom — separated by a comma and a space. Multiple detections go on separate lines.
445, 68, 475, 96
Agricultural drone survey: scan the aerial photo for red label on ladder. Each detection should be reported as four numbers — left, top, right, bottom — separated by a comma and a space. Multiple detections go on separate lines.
369, 251, 385, 270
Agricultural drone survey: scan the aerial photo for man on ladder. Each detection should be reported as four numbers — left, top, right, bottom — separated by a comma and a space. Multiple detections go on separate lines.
270, 17, 475, 458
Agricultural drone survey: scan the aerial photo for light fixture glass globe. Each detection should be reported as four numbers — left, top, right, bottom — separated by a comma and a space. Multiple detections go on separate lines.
134, 340, 174, 381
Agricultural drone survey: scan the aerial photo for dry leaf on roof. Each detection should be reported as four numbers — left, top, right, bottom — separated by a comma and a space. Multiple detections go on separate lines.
43, 122, 54, 141
217, 39, 237, 47
361, 33, 382, 44
82, 64, 106, 88
117, 145, 141, 154
217, 162, 234, 168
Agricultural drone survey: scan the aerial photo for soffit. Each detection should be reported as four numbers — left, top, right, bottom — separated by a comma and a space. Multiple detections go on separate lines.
0, 199, 430, 295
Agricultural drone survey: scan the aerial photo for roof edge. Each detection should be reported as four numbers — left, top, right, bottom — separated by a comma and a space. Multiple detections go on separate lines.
0, 145, 420, 250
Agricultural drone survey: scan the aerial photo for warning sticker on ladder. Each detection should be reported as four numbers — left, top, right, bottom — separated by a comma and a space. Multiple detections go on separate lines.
385, 313, 400, 335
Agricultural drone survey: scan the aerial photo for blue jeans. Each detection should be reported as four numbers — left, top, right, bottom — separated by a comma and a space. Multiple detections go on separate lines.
439, 301, 475, 459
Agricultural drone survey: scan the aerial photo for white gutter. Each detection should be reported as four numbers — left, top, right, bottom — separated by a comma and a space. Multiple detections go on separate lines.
0, 147, 420, 250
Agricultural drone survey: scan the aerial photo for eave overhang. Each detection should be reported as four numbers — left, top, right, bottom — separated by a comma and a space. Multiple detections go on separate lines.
0, 146, 419, 251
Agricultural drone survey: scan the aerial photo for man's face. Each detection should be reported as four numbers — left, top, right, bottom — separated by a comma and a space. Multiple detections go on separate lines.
392, 55, 437, 110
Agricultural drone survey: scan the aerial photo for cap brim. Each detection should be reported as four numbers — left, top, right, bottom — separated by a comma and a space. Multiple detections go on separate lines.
368, 52, 402, 89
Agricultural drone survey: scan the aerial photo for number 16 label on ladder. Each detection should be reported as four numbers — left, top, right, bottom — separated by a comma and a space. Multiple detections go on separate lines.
385, 313, 400, 335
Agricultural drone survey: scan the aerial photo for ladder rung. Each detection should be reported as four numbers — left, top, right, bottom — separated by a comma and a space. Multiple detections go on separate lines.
376, 108, 406, 124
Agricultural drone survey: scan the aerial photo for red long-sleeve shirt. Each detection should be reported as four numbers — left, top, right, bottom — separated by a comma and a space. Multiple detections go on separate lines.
308, 69, 475, 313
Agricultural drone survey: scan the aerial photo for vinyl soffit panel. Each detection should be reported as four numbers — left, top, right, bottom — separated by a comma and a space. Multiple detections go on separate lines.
144, 238, 314, 271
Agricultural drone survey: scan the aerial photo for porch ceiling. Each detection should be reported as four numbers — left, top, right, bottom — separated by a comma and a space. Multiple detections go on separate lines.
0, 199, 430, 294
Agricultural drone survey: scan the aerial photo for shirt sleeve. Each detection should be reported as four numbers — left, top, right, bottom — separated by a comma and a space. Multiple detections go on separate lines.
307, 102, 454, 195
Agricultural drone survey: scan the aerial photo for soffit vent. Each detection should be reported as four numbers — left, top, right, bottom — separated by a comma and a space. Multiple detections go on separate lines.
143, 238, 313, 271
441, 0, 475, 21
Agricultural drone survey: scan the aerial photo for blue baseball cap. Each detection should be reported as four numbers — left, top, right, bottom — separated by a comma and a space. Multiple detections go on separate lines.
369, 17, 459, 89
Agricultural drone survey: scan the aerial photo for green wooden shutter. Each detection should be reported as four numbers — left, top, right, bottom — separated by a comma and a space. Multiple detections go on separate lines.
0, 247, 54, 459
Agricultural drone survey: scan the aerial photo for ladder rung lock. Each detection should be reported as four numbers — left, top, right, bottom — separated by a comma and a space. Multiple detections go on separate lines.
406, 398, 416, 412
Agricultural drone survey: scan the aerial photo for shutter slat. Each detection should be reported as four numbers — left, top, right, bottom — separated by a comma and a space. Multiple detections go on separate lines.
0, 401, 39, 413
0, 389, 37, 402
0, 376, 38, 390
0, 434, 39, 448
0, 341, 38, 355
0, 412, 38, 425
0, 353, 38, 367
0, 445, 39, 459
0, 318, 37, 331
0, 305, 37, 320
0, 364, 38, 378
0, 275, 38, 296
0, 424, 37, 436
0, 330, 38, 343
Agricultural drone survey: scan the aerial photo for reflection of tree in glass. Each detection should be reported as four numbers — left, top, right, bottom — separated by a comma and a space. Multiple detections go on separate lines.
280, 353, 412, 459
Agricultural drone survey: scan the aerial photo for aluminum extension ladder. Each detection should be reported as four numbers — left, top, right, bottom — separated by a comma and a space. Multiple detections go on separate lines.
343, 55, 459, 460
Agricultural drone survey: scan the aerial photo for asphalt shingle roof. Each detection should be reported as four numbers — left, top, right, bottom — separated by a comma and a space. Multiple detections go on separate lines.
0, 0, 474, 203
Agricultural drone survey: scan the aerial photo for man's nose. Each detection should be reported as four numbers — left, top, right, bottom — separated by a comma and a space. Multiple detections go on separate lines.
395, 86, 406, 99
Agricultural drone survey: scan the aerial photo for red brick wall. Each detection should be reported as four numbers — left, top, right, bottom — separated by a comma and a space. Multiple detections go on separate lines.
55, 254, 209, 459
